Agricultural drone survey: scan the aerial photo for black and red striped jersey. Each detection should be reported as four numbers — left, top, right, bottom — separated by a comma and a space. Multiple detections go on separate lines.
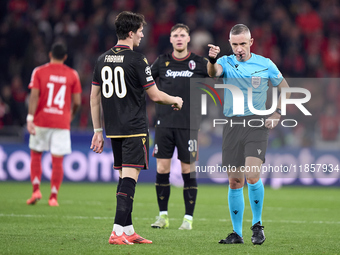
151, 52, 209, 129
92, 45, 155, 137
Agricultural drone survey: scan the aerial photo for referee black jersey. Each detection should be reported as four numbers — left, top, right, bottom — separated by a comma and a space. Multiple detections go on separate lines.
151, 52, 208, 129
92, 45, 155, 137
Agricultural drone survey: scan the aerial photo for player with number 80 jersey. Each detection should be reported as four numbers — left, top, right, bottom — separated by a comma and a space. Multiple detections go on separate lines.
28, 63, 82, 130
91, 45, 155, 137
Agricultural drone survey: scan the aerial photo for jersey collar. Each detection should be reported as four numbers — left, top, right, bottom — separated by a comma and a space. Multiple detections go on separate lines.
114, 45, 131, 49
233, 53, 254, 63
172, 52, 191, 61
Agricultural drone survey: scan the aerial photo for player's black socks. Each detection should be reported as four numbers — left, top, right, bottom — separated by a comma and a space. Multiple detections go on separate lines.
155, 173, 170, 212
114, 177, 136, 226
116, 177, 133, 226
116, 177, 123, 194
182, 172, 198, 216
125, 209, 133, 226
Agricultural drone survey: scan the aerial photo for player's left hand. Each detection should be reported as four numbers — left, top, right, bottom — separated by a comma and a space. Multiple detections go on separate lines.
265, 112, 281, 129
90, 132, 104, 153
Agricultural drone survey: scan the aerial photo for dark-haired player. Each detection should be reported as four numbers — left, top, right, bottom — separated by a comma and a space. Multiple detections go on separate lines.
90, 11, 183, 245
208, 24, 290, 245
26, 42, 82, 207
150, 23, 209, 230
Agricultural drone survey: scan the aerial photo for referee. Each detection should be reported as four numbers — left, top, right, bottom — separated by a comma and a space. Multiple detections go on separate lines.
208, 24, 290, 245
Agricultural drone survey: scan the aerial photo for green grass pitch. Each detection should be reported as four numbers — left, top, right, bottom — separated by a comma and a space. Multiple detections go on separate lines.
0, 182, 339, 255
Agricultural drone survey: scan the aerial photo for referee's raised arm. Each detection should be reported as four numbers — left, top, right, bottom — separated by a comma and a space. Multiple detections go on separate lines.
207, 44, 223, 77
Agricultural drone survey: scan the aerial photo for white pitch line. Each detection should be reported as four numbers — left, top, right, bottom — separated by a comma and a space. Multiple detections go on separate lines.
1, 214, 339, 225
21, 200, 334, 213
0, 213, 113, 220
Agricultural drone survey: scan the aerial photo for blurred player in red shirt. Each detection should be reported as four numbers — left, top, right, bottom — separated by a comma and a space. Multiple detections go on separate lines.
26, 42, 82, 206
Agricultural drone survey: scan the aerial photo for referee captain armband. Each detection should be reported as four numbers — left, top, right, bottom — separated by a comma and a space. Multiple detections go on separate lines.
94, 128, 103, 133
26, 114, 34, 122
208, 56, 217, 64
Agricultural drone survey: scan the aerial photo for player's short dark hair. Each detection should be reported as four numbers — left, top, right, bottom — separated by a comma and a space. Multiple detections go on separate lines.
230, 24, 251, 37
51, 42, 67, 60
115, 11, 146, 40
170, 23, 190, 34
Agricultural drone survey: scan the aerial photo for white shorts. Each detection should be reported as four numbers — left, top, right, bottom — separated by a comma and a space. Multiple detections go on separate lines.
29, 126, 72, 156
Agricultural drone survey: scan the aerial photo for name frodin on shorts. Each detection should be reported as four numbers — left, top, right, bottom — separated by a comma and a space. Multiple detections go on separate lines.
104, 55, 124, 63
165, 69, 193, 78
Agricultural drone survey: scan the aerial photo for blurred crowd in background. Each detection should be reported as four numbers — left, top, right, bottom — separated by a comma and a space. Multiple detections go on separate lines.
0, 0, 339, 148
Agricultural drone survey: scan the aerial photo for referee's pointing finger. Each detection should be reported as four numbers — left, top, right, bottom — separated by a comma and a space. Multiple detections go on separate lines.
208, 44, 220, 52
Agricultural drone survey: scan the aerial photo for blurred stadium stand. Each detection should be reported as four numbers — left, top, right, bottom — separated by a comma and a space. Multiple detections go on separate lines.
0, 0, 339, 148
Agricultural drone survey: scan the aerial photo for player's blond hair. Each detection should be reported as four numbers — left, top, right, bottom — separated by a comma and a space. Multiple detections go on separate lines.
171, 23, 190, 34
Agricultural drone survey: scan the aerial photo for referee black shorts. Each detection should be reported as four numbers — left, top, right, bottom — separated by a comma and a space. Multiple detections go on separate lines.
222, 115, 269, 168
111, 135, 149, 170
153, 127, 198, 164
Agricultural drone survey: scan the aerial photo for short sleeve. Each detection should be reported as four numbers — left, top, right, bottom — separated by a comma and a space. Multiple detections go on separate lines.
216, 56, 226, 76
268, 59, 283, 87
136, 55, 156, 89
151, 57, 160, 79
72, 69, 82, 93
202, 57, 209, 65
202, 57, 209, 76
91, 60, 101, 87
28, 67, 40, 89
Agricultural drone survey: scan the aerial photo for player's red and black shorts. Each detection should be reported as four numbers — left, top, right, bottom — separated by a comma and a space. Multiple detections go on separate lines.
111, 135, 149, 170
153, 127, 198, 164
222, 115, 269, 168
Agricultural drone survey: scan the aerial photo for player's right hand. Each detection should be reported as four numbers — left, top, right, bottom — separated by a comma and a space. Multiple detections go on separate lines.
90, 132, 104, 153
208, 44, 220, 59
172, 96, 183, 110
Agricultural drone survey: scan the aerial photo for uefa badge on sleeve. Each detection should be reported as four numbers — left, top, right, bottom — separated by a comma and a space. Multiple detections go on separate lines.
145, 66, 152, 75
251, 76, 261, 88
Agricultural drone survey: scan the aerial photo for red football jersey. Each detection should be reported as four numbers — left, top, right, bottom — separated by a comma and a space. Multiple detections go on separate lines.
28, 63, 82, 130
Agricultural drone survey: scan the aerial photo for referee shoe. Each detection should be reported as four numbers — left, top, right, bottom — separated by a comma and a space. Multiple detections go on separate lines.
251, 221, 266, 245
219, 231, 244, 244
